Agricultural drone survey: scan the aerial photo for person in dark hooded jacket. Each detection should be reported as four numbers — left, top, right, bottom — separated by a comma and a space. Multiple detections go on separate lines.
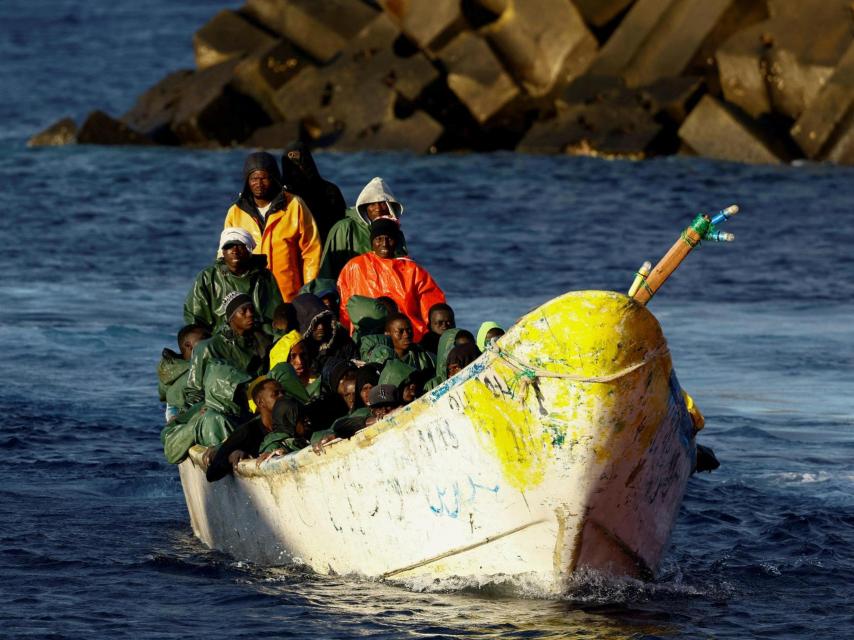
224, 152, 321, 301
281, 142, 346, 244
291, 293, 357, 374
184, 227, 283, 335
158, 324, 210, 423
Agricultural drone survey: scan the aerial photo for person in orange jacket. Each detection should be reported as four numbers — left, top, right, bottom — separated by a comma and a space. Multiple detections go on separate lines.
223, 152, 321, 302
337, 218, 445, 342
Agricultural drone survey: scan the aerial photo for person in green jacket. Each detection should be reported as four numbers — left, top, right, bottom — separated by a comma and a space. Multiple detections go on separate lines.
423, 328, 461, 391
384, 313, 435, 373
317, 177, 409, 280
184, 227, 283, 335
183, 292, 272, 409
158, 324, 210, 423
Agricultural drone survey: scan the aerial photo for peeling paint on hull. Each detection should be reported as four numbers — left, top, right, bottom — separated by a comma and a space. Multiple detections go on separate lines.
178, 290, 696, 596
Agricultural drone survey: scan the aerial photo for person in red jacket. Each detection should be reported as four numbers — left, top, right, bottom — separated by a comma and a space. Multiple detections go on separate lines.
337, 218, 445, 342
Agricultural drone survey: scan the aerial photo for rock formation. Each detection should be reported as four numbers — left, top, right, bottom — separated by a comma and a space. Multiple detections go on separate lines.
29, 0, 854, 165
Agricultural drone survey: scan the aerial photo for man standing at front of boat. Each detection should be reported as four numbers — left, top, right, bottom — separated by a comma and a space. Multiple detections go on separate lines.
223, 152, 322, 302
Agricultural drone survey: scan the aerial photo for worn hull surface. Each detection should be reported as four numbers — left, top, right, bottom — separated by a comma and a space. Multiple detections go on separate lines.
178, 290, 696, 596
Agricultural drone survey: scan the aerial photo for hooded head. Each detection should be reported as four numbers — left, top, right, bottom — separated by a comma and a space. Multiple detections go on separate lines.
241, 152, 282, 203
355, 177, 404, 222
291, 293, 333, 338
281, 141, 320, 192
446, 343, 481, 377
321, 357, 357, 397
476, 321, 505, 351
271, 396, 303, 438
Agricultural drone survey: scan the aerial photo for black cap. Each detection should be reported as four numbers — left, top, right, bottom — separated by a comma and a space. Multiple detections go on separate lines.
368, 384, 399, 408
370, 217, 401, 242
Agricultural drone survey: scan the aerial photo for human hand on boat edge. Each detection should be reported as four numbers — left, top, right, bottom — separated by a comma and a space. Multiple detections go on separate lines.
312, 434, 337, 455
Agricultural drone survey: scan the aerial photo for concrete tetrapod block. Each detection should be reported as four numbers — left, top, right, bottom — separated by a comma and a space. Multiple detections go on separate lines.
28, 117, 77, 147
333, 110, 443, 152
518, 103, 661, 158
244, 0, 378, 63
379, 0, 463, 51
77, 111, 153, 146
640, 76, 704, 124
193, 10, 278, 70
242, 121, 304, 150
791, 42, 854, 162
678, 95, 782, 164
437, 32, 520, 124
478, 0, 598, 97
121, 70, 194, 144
232, 39, 312, 120
718, 14, 852, 121
271, 14, 439, 144
587, 0, 735, 87
572, 0, 637, 28
170, 60, 272, 146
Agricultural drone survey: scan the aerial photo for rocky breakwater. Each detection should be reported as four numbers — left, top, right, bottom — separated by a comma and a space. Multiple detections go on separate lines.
29, 0, 854, 165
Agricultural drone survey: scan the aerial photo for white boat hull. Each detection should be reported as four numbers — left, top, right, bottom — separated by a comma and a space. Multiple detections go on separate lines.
178, 290, 696, 596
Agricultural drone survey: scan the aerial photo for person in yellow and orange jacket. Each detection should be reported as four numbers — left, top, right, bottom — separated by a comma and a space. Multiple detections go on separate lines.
223, 152, 322, 302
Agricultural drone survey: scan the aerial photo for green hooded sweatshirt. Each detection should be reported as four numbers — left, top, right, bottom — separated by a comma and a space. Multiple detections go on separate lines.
346, 294, 388, 344
157, 348, 190, 409
161, 360, 251, 464
183, 327, 271, 409
422, 328, 461, 392
183, 254, 283, 335
317, 177, 409, 280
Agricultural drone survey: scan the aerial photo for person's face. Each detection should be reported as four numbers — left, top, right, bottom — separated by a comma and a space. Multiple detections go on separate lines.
222, 242, 251, 273
430, 310, 454, 334
359, 382, 373, 407
486, 328, 505, 344
365, 201, 391, 221
371, 234, 397, 259
311, 316, 331, 342
256, 381, 284, 413
181, 330, 207, 360
447, 362, 462, 377
386, 318, 413, 352
229, 304, 255, 334
248, 169, 272, 200
288, 342, 309, 378
338, 377, 357, 411
401, 382, 417, 403
371, 405, 394, 419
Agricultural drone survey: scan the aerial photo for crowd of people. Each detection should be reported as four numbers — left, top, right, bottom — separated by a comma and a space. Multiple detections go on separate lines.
158, 148, 505, 481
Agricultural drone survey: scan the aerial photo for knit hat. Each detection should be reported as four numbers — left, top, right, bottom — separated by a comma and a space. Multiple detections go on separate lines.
321, 357, 356, 395
222, 291, 253, 321
368, 384, 399, 408
220, 227, 256, 252
370, 217, 401, 242
355, 363, 381, 392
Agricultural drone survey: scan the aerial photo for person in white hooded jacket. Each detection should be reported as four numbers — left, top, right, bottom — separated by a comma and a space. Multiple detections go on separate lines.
316, 177, 409, 280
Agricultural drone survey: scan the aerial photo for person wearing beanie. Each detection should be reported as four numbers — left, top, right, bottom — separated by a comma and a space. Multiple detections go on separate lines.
337, 217, 445, 342
182, 291, 272, 409
317, 176, 410, 281
223, 151, 322, 302
183, 227, 283, 334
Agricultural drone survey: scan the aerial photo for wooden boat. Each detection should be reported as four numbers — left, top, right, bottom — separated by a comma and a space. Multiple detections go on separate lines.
178, 289, 697, 596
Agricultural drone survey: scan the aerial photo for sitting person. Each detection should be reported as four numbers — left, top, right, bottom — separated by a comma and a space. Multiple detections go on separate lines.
204, 379, 310, 481
326, 383, 402, 440
158, 324, 210, 423
292, 293, 357, 372
476, 321, 505, 351
423, 328, 476, 391
183, 228, 283, 334
446, 343, 482, 377
318, 176, 409, 280
337, 218, 445, 342
183, 292, 272, 409
355, 363, 381, 408
378, 359, 422, 405
382, 313, 434, 372
161, 360, 252, 464
418, 303, 455, 355
268, 303, 301, 370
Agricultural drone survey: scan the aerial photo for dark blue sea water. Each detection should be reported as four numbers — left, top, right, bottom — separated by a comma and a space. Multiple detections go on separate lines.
1, 2, 853, 638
